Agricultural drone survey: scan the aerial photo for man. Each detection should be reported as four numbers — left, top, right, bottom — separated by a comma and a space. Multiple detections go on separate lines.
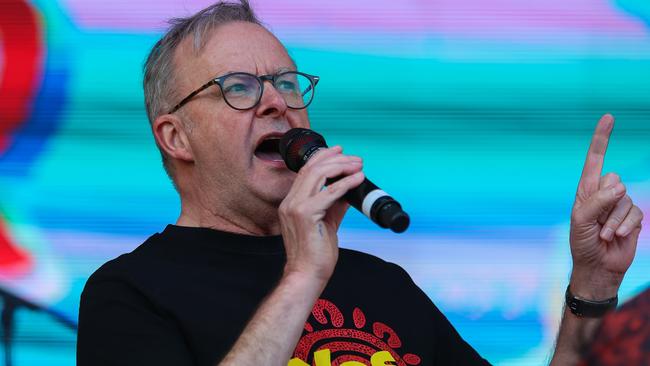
76, 1, 644, 365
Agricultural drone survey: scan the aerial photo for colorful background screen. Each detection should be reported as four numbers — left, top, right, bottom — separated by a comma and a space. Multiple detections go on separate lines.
0, 0, 649, 364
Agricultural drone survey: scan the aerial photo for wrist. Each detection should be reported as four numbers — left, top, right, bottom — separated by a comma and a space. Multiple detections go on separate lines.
565, 284, 618, 318
282, 267, 331, 291
569, 267, 622, 300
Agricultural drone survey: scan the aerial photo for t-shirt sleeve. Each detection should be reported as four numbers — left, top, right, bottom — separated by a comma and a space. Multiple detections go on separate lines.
390, 263, 492, 365
77, 274, 195, 366
430, 303, 492, 365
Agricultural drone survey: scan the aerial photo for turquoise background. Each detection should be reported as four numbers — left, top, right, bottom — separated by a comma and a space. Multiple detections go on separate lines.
0, 0, 649, 364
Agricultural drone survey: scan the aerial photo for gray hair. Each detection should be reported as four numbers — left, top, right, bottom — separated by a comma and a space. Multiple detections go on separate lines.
142, 1, 264, 184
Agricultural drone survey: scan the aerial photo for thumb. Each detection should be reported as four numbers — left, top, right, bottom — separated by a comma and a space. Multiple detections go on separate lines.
573, 182, 626, 225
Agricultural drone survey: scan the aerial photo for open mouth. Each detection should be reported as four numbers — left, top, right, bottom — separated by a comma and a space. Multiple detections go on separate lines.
254, 137, 283, 162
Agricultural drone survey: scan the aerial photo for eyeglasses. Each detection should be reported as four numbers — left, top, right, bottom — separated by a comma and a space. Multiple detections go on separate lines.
168, 71, 320, 114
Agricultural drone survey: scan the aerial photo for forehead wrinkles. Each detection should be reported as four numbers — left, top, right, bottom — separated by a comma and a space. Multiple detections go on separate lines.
171, 23, 297, 100
206, 24, 293, 70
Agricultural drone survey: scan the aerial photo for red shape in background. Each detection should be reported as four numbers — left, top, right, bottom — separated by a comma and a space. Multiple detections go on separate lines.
0, 0, 43, 277
0, 0, 43, 150
0, 220, 30, 277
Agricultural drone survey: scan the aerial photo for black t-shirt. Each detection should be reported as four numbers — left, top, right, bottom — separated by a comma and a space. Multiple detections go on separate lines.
77, 225, 490, 366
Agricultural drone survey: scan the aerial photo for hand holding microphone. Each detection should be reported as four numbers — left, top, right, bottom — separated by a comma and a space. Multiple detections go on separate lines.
280, 128, 410, 233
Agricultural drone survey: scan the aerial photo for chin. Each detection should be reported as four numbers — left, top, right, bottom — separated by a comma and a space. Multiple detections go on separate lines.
248, 158, 296, 204
252, 176, 294, 206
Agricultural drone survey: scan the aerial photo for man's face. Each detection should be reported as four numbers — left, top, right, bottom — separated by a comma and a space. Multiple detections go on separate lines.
172, 22, 310, 212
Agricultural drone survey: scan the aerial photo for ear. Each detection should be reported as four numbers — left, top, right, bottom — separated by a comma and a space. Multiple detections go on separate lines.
152, 113, 194, 163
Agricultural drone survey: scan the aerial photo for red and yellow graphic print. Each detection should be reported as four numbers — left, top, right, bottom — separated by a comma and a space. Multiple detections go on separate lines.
289, 299, 421, 366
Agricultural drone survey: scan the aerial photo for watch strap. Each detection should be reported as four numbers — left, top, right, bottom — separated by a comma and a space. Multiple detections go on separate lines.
565, 285, 618, 318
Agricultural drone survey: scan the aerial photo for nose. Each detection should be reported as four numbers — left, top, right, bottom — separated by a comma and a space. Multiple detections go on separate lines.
255, 81, 288, 118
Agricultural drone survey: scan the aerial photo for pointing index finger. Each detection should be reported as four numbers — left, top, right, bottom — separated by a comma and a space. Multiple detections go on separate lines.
577, 114, 614, 198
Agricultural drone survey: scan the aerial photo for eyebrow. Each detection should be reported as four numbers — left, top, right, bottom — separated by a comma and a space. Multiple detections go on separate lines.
275, 66, 294, 74
219, 67, 296, 76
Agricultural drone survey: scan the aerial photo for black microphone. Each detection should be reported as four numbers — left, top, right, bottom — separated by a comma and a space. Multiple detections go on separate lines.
279, 128, 410, 233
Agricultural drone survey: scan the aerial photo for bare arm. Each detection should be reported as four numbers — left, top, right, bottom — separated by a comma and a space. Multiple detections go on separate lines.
218, 272, 327, 366
218, 147, 365, 366
551, 272, 621, 365
550, 114, 643, 365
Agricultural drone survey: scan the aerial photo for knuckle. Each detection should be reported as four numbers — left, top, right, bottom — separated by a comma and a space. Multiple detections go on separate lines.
598, 188, 617, 204
604, 172, 620, 183
634, 206, 644, 220
280, 205, 295, 219
602, 224, 616, 233
293, 202, 310, 216
601, 203, 614, 216
278, 202, 289, 216
605, 215, 622, 226
281, 201, 305, 218
622, 194, 632, 205
325, 184, 339, 194
327, 176, 356, 195
594, 191, 609, 206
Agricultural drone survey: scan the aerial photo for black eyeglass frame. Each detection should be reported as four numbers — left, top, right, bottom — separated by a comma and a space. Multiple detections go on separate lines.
168, 71, 320, 114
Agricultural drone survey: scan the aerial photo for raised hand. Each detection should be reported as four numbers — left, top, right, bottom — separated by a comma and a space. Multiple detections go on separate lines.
569, 114, 644, 299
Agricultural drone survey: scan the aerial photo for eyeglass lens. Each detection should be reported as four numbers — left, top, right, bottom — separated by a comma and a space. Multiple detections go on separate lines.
221, 72, 314, 110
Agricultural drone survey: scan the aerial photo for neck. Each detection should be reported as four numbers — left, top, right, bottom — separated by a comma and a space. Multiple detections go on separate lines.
176, 194, 282, 236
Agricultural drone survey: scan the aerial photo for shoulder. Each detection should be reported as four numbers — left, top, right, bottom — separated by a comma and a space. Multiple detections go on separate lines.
336, 247, 423, 297
81, 232, 166, 302
338, 247, 412, 278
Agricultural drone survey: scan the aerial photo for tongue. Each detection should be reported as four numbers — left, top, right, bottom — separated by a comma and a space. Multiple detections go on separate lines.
255, 150, 283, 162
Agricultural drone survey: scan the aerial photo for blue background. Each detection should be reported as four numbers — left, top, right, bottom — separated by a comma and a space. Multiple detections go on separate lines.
0, 0, 649, 364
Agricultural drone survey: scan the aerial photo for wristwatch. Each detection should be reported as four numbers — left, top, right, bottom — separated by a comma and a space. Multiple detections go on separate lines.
565, 285, 618, 318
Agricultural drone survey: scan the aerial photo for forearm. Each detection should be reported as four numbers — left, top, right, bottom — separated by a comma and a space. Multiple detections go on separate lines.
550, 271, 619, 365
552, 114, 643, 365
218, 271, 327, 366
550, 306, 602, 365
218, 147, 361, 365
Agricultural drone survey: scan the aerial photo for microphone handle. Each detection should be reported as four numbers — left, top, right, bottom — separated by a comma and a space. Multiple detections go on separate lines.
326, 175, 410, 233
303, 146, 409, 233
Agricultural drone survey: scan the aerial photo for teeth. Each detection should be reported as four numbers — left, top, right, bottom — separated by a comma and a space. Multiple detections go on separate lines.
255, 151, 283, 162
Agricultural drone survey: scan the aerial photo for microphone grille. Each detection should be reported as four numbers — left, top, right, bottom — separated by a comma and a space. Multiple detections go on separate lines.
279, 128, 328, 172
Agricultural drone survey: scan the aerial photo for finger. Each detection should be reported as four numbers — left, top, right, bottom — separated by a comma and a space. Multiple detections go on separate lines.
620, 226, 641, 247
599, 172, 620, 189
298, 153, 361, 175
615, 205, 644, 237
600, 195, 632, 241
577, 114, 614, 198
303, 153, 363, 178
293, 152, 361, 192
303, 146, 343, 168
597, 173, 622, 224
616, 226, 641, 266
314, 171, 366, 211
294, 160, 363, 197
572, 182, 626, 225
312, 152, 362, 167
